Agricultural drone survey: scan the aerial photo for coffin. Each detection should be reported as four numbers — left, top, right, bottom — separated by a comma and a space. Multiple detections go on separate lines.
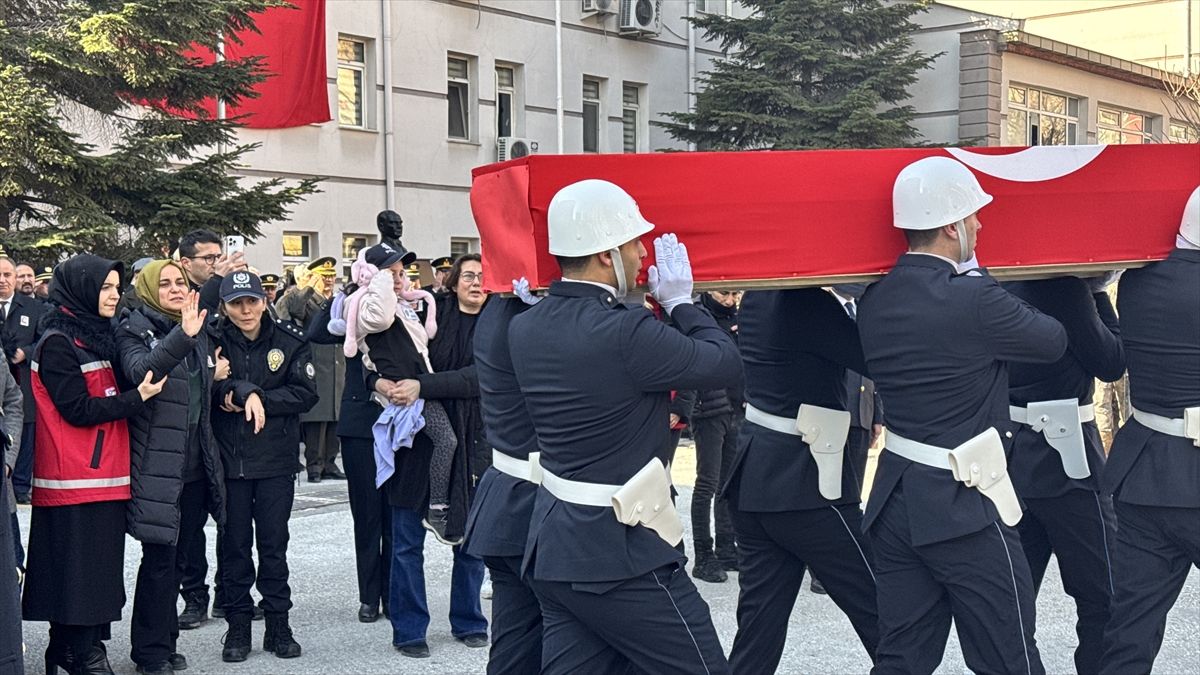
469, 145, 1199, 293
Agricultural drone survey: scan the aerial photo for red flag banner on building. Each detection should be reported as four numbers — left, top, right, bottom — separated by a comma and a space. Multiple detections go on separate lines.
469, 145, 1199, 293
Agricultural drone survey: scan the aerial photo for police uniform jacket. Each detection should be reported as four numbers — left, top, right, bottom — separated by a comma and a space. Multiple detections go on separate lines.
277, 286, 344, 423
509, 280, 743, 583
726, 288, 869, 512
211, 317, 319, 479
1103, 248, 1200, 507
858, 254, 1067, 545
3, 291, 46, 419
1003, 277, 1124, 498
463, 297, 538, 558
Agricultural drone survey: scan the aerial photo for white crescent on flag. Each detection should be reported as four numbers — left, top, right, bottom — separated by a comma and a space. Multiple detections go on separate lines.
947, 146, 1107, 183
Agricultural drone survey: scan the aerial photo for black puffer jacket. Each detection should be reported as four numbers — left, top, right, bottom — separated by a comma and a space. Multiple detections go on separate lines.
692, 293, 743, 420
117, 306, 226, 545
211, 317, 319, 479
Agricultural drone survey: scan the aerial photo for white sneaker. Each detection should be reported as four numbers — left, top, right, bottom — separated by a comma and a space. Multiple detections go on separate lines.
481, 570, 493, 600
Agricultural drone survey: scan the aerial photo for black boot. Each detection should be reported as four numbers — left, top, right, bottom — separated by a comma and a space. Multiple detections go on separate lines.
262, 614, 302, 659
178, 591, 209, 630
73, 644, 116, 675
691, 552, 728, 584
44, 644, 74, 675
221, 614, 252, 663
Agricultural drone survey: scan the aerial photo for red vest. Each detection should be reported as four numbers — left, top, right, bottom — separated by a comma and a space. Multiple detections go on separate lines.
31, 331, 132, 507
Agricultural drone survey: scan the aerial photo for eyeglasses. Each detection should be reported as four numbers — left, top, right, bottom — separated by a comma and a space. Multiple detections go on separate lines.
460, 272, 483, 285
186, 254, 220, 265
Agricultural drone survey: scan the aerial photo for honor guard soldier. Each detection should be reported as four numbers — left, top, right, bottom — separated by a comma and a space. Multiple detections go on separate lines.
1099, 187, 1200, 674
1000, 271, 1124, 675
508, 180, 743, 675
857, 157, 1067, 675
463, 287, 544, 675
723, 287, 880, 674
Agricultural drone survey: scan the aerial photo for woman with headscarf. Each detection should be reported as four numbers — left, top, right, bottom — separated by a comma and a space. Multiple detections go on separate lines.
116, 260, 228, 675
22, 254, 165, 675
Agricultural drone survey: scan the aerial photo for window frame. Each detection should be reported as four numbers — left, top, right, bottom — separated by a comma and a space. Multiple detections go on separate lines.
496, 65, 516, 139
583, 77, 602, 154
622, 82, 645, 154
1005, 84, 1079, 147
697, 0, 727, 14
341, 234, 375, 280
282, 233, 314, 276
1098, 105, 1155, 145
450, 238, 478, 259
1168, 120, 1199, 144
336, 36, 374, 130
448, 55, 475, 141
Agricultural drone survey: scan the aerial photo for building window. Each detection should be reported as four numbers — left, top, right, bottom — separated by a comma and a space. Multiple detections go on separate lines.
337, 38, 367, 128
1098, 107, 1154, 145
622, 84, 641, 153
448, 56, 471, 140
1006, 85, 1078, 146
697, 0, 726, 14
583, 78, 601, 153
1169, 121, 1199, 143
496, 66, 515, 138
342, 234, 373, 279
282, 233, 312, 276
450, 238, 478, 259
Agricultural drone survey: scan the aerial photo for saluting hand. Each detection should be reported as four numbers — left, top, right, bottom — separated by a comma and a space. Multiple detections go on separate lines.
648, 234, 694, 315
137, 370, 167, 401
181, 290, 207, 337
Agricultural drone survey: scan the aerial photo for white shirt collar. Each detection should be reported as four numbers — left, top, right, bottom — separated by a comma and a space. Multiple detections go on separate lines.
560, 277, 617, 295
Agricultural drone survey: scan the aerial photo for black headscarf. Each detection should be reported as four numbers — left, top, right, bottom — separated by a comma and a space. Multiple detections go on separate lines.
44, 254, 124, 359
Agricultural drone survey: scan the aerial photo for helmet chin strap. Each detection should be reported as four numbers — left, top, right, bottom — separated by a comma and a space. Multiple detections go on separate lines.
954, 220, 972, 264
609, 248, 628, 301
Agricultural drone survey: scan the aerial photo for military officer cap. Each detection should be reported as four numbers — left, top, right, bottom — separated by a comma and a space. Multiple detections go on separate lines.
406, 263, 421, 279
260, 273, 280, 288
35, 266, 53, 282
307, 256, 338, 277
0, 244, 8, 259
431, 256, 454, 271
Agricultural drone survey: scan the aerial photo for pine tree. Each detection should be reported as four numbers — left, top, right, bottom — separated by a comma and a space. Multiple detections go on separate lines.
664, 0, 939, 151
0, 0, 319, 266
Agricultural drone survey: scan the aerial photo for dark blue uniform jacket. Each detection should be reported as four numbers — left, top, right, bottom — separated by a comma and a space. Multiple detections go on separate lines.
1003, 278, 1124, 498
726, 288, 869, 512
1104, 248, 1200, 508
464, 298, 539, 558
509, 280, 742, 582
858, 254, 1067, 545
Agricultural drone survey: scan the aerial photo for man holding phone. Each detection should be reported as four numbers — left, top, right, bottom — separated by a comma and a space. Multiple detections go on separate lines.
178, 230, 249, 314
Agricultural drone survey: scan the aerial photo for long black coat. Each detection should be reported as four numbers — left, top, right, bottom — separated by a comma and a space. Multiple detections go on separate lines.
117, 306, 226, 545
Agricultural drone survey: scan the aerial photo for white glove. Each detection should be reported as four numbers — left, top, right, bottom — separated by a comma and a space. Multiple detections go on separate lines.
1085, 270, 1122, 294
512, 277, 541, 306
648, 234, 694, 315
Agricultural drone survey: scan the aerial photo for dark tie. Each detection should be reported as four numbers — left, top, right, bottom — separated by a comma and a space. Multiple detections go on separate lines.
844, 300, 856, 321
0, 300, 8, 325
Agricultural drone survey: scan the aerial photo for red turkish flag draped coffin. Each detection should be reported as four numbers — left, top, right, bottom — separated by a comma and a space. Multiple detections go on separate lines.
469, 145, 1199, 293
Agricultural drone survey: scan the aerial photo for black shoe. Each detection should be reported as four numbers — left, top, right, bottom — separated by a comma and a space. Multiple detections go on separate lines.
168, 653, 188, 670
397, 643, 430, 658
692, 559, 728, 584
221, 615, 253, 663
211, 605, 225, 619
381, 601, 389, 619
307, 472, 322, 483
15, 492, 31, 505
810, 576, 827, 595
358, 602, 380, 623
321, 466, 347, 480
44, 644, 75, 675
178, 592, 208, 630
74, 645, 116, 675
459, 633, 489, 649
135, 662, 173, 675
717, 558, 739, 572
263, 614, 302, 659
422, 508, 463, 546
253, 605, 264, 621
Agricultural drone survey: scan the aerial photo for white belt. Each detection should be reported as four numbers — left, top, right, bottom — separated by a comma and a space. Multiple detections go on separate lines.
1132, 406, 1200, 447
491, 449, 542, 484
886, 428, 1023, 527
539, 458, 683, 546
1009, 400, 1096, 480
745, 403, 851, 501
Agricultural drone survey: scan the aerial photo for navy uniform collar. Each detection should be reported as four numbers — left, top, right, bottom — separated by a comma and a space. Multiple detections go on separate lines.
1170, 247, 1200, 263
894, 252, 958, 272
548, 279, 621, 309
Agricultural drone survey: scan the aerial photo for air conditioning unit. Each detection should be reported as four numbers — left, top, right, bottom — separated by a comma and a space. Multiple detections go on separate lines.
618, 0, 661, 36
497, 137, 539, 163
582, 0, 617, 16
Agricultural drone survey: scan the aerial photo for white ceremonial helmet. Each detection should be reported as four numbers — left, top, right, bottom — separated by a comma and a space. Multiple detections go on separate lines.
1179, 186, 1200, 248
892, 156, 994, 262
548, 179, 655, 299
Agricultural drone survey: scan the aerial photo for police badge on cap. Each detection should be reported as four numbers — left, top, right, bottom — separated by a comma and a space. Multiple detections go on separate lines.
220, 271, 265, 302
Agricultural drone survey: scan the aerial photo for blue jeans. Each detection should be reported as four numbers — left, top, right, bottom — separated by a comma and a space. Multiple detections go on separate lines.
389, 506, 487, 647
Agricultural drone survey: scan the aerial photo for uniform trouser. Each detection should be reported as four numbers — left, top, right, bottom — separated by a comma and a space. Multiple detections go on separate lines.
220, 475, 294, 617
0, 472, 20, 675
304, 421, 341, 476
1099, 501, 1200, 675
131, 480, 208, 665
389, 506, 487, 647
9, 513, 21, 571
342, 437, 392, 609
178, 515, 217, 606
532, 561, 731, 675
692, 412, 741, 565
1017, 490, 1117, 675
727, 504, 880, 675
483, 554, 543, 675
10, 421, 34, 495
870, 486, 1044, 675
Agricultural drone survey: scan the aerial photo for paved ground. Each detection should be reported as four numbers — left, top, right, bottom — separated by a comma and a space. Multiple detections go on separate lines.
13, 442, 1200, 674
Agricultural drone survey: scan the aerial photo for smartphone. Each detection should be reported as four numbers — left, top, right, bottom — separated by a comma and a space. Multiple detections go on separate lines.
224, 235, 245, 257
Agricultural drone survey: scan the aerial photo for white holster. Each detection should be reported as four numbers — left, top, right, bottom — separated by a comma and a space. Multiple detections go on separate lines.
1010, 400, 1095, 479
745, 403, 851, 501
492, 450, 543, 484
539, 458, 682, 546
887, 428, 1023, 527
1132, 406, 1200, 447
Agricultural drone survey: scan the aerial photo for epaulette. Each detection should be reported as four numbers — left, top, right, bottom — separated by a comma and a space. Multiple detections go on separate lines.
275, 318, 308, 341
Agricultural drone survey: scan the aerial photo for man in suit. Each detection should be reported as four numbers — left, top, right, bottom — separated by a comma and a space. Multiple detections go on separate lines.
857, 157, 1067, 675
1099, 187, 1200, 674
0, 256, 47, 504
509, 179, 743, 675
